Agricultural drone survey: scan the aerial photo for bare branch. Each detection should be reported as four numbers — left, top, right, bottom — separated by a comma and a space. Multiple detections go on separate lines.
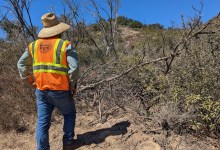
78, 11, 219, 91
4, 0, 36, 41
78, 55, 173, 92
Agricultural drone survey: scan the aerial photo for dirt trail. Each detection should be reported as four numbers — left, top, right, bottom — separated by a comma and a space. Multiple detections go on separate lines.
0, 111, 219, 150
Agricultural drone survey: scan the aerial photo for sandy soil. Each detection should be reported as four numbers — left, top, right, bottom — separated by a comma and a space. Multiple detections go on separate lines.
0, 111, 219, 150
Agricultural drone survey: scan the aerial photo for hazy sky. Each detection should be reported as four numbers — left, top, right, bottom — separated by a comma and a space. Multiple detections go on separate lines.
0, 0, 220, 37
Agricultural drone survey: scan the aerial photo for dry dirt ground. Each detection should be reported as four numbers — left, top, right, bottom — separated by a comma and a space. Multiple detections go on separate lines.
0, 110, 219, 150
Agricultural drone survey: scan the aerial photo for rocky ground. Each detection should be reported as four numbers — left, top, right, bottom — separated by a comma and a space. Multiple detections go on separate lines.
0, 110, 219, 150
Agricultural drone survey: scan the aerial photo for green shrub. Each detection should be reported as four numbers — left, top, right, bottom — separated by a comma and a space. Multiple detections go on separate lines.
185, 94, 220, 131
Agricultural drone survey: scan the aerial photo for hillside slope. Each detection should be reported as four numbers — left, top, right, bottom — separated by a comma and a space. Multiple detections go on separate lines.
1, 14, 220, 150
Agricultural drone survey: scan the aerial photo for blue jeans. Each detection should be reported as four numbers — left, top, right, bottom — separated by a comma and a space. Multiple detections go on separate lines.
35, 89, 76, 150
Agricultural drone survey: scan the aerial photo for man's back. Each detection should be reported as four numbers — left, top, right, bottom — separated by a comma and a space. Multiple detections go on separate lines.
28, 37, 71, 90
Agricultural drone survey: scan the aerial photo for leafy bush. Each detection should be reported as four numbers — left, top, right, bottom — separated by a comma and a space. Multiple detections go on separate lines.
117, 16, 143, 28
146, 23, 164, 30
185, 94, 220, 131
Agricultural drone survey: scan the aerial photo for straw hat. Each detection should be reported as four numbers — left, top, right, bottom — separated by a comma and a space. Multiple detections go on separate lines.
38, 13, 70, 38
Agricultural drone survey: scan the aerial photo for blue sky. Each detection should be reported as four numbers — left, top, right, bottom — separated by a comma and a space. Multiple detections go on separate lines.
120, 0, 220, 27
0, 0, 220, 37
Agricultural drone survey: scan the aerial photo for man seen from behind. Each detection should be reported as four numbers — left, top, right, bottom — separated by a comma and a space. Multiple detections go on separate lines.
17, 12, 79, 150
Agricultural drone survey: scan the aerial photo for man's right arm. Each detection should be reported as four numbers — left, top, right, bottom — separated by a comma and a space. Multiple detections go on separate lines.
17, 49, 34, 84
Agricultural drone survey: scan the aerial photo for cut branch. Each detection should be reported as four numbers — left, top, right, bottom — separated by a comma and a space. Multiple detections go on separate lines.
78, 55, 173, 92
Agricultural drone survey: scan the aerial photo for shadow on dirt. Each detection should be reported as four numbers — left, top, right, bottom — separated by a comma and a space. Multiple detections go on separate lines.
74, 121, 131, 149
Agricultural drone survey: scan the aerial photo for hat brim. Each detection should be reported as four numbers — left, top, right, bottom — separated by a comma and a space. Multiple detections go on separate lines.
38, 22, 70, 38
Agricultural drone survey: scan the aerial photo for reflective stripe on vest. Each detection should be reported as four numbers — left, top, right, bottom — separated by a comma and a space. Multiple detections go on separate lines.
32, 41, 38, 63
32, 39, 68, 75
33, 65, 68, 75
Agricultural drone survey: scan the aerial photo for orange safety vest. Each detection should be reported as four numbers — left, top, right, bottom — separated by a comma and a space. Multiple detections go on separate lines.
28, 37, 71, 90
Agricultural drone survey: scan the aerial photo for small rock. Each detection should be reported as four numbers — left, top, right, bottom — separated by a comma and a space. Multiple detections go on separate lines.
136, 141, 161, 150
90, 143, 97, 148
